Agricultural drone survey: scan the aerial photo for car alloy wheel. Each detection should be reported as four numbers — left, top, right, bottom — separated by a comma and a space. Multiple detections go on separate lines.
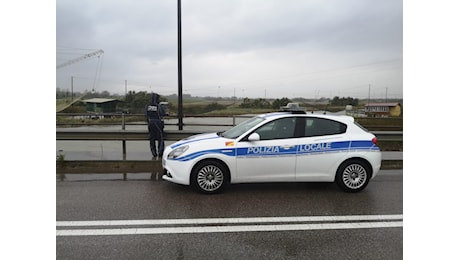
192, 160, 228, 194
336, 160, 371, 192
342, 164, 367, 189
197, 165, 224, 192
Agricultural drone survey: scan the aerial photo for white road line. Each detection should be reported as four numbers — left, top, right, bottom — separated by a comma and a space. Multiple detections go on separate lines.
56, 221, 403, 236
56, 214, 403, 227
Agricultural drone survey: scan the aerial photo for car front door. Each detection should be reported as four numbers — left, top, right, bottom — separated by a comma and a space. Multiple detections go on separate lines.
235, 117, 298, 182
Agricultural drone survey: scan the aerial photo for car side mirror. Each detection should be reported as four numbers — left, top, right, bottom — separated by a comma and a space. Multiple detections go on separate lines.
247, 133, 260, 141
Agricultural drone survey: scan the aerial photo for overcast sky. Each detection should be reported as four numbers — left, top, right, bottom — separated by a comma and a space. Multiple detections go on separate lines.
56, 0, 402, 99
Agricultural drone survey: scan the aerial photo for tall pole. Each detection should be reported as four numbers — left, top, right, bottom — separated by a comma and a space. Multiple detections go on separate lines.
177, 0, 184, 130
368, 84, 371, 105
385, 87, 388, 103
71, 76, 74, 102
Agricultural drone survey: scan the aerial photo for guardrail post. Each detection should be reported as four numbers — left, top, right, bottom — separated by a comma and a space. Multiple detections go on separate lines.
122, 113, 127, 180
122, 141, 127, 180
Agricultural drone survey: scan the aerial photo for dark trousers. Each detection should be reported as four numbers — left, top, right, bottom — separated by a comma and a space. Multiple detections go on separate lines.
148, 119, 164, 157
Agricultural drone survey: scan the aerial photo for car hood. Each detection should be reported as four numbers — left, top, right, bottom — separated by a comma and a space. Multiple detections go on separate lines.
169, 132, 222, 149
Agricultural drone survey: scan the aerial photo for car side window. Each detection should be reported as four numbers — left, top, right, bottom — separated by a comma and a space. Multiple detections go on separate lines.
304, 118, 347, 137
254, 117, 297, 140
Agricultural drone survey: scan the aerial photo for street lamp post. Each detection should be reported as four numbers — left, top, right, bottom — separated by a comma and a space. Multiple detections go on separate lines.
177, 0, 184, 130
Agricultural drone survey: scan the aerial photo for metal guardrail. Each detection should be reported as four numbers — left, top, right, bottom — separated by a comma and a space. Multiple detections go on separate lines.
370, 131, 403, 142
56, 129, 403, 141
56, 113, 244, 128
56, 130, 402, 175
56, 113, 403, 130
56, 129, 194, 141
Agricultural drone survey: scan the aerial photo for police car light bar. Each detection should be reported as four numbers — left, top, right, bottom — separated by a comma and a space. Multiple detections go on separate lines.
280, 103, 306, 113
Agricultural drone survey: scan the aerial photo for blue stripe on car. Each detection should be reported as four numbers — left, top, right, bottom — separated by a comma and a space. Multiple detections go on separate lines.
171, 140, 379, 161
175, 149, 236, 161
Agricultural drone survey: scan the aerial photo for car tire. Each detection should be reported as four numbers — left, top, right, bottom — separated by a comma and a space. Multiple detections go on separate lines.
191, 160, 228, 194
335, 159, 371, 193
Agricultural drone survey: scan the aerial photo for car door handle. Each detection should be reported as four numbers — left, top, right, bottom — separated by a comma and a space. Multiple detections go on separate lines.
281, 145, 295, 149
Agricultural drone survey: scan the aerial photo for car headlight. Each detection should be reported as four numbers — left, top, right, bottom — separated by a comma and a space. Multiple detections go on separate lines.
167, 145, 189, 159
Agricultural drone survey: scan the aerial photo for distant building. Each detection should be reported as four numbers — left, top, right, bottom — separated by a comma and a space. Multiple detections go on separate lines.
365, 102, 401, 117
82, 98, 119, 114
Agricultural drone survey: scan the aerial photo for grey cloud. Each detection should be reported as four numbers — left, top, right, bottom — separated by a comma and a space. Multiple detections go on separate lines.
56, 0, 402, 98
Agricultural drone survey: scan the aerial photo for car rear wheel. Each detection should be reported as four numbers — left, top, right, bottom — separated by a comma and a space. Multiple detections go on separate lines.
191, 160, 228, 194
336, 160, 371, 192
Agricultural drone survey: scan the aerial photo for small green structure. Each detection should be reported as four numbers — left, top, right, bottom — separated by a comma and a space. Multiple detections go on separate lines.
82, 98, 119, 113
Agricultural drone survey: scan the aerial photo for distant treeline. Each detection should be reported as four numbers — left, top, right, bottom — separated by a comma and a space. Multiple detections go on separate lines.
239, 97, 292, 109
330, 96, 359, 106
56, 88, 398, 115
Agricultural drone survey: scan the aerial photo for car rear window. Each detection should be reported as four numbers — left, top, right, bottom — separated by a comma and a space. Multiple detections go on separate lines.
304, 118, 347, 137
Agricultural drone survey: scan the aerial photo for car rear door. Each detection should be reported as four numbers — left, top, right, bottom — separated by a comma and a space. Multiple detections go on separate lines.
295, 117, 349, 181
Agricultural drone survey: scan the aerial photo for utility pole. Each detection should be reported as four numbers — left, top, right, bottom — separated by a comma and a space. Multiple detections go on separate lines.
385, 87, 388, 103
125, 80, 127, 96
71, 76, 74, 102
368, 84, 371, 105
177, 0, 184, 130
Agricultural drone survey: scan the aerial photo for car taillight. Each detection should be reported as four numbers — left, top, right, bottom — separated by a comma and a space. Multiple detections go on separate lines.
372, 137, 378, 145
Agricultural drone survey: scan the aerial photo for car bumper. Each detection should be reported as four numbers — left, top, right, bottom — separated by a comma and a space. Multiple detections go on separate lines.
162, 158, 193, 186
369, 151, 382, 179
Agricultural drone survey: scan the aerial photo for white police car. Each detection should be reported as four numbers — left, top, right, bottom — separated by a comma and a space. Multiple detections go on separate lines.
162, 108, 381, 194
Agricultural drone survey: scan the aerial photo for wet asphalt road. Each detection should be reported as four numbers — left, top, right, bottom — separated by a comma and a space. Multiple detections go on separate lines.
56, 170, 403, 259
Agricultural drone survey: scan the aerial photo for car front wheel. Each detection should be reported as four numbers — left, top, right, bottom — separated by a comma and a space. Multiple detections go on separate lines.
335, 160, 371, 192
191, 160, 228, 194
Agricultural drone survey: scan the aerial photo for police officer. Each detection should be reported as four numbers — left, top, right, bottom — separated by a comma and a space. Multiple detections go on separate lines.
145, 92, 166, 159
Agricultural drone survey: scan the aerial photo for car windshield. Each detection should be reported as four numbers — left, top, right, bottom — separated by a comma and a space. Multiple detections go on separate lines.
221, 116, 265, 139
